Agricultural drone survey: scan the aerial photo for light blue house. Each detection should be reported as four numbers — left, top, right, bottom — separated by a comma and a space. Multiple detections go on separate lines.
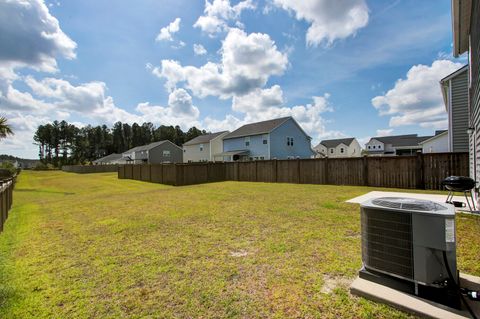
219, 117, 315, 161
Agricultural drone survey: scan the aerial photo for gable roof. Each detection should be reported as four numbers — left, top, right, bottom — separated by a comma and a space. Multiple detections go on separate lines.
319, 138, 355, 148
93, 153, 122, 163
183, 131, 228, 146
418, 130, 448, 144
123, 140, 175, 154
370, 134, 433, 147
223, 117, 292, 140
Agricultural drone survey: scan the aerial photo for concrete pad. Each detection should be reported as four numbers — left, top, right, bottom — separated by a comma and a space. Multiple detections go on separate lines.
350, 273, 480, 319
346, 191, 475, 213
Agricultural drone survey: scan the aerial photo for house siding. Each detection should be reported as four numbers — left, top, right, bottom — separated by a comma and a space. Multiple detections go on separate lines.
210, 134, 228, 161
269, 119, 313, 159
472, 0, 480, 181
183, 143, 211, 162
451, 70, 469, 152
148, 142, 183, 163
223, 134, 270, 159
421, 134, 449, 153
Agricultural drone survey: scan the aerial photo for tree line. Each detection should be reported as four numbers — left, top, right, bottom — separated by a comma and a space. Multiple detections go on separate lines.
33, 120, 207, 166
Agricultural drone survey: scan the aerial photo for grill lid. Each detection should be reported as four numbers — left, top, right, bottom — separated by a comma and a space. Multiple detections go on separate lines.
371, 197, 447, 212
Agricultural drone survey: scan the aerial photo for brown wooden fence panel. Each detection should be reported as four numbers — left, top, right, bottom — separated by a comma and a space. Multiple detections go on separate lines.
150, 164, 163, 183
116, 153, 469, 190
225, 162, 236, 180
238, 162, 257, 181
124, 165, 133, 179
424, 153, 469, 189
0, 178, 15, 234
299, 159, 326, 184
62, 165, 119, 173
367, 156, 417, 189
140, 165, 151, 182
132, 165, 142, 180
178, 164, 208, 185
326, 158, 363, 186
208, 163, 226, 182
162, 164, 177, 185
277, 160, 300, 183
256, 160, 276, 182
118, 165, 125, 179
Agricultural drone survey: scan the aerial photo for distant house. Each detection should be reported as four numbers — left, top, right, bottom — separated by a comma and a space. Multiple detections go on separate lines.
92, 153, 126, 165
419, 130, 449, 153
440, 65, 469, 152
219, 117, 314, 161
313, 138, 362, 158
365, 134, 433, 156
122, 140, 183, 164
182, 131, 229, 163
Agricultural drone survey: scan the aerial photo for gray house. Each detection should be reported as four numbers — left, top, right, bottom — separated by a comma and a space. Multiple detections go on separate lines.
219, 117, 314, 161
93, 153, 126, 165
122, 140, 183, 164
365, 134, 433, 156
183, 131, 229, 163
440, 65, 469, 152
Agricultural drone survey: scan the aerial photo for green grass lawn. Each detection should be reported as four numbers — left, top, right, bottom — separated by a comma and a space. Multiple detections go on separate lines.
0, 171, 479, 318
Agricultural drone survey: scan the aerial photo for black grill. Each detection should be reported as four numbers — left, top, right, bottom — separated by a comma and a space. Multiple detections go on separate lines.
361, 208, 413, 280
441, 176, 475, 192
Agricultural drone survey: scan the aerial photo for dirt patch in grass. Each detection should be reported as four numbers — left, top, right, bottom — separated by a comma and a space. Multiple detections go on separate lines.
321, 274, 355, 294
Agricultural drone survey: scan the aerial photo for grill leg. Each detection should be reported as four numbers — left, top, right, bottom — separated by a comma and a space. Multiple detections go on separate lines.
446, 191, 453, 204
464, 191, 474, 213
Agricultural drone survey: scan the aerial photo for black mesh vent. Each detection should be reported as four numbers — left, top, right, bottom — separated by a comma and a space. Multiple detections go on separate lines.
372, 197, 446, 212
361, 208, 413, 280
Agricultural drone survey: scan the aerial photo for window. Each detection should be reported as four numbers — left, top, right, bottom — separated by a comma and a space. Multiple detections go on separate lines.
287, 137, 294, 146
245, 137, 250, 147
330, 148, 334, 154
263, 134, 268, 144
163, 150, 171, 157
260, 156, 265, 160
199, 144, 204, 152
340, 148, 344, 153
368, 146, 371, 149
373, 145, 376, 149
183, 149, 186, 152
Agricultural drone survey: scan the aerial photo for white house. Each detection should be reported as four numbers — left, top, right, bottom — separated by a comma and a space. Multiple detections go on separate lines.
182, 131, 229, 162
365, 134, 433, 156
314, 138, 362, 158
92, 153, 127, 165
419, 130, 449, 153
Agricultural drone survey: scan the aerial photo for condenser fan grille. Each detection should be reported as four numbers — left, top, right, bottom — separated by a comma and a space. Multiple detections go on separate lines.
361, 208, 413, 279
372, 197, 446, 212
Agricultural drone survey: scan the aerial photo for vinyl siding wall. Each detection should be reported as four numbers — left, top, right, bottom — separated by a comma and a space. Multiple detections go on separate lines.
269, 118, 314, 159
148, 142, 183, 163
472, 0, 480, 181
183, 143, 210, 162
223, 134, 270, 159
451, 70, 469, 152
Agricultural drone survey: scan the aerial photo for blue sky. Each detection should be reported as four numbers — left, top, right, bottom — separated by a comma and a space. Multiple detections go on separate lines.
0, 0, 467, 158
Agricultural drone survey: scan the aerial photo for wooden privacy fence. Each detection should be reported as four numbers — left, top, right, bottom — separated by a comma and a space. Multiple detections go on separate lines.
62, 165, 119, 174
0, 177, 15, 233
118, 153, 468, 190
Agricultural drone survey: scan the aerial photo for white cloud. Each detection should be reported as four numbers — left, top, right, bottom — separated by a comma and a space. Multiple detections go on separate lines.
272, 0, 369, 46
194, 0, 255, 36
153, 28, 288, 98
193, 44, 207, 55
0, 0, 76, 73
372, 60, 463, 128
376, 129, 393, 136
232, 85, 284, 113
156, 18, 181, 42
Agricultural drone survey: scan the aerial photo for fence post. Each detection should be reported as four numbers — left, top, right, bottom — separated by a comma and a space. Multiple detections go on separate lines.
274, 159, 278, 183
363, 156, 369, 186
325, 157, 330, 184
416, 153, 425, 189
297, 159, 301, 184
255, 161, 258, 182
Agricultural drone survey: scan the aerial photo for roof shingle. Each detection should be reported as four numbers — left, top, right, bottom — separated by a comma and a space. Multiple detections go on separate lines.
183, 131, 228, 146
223, 117, 292, 140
